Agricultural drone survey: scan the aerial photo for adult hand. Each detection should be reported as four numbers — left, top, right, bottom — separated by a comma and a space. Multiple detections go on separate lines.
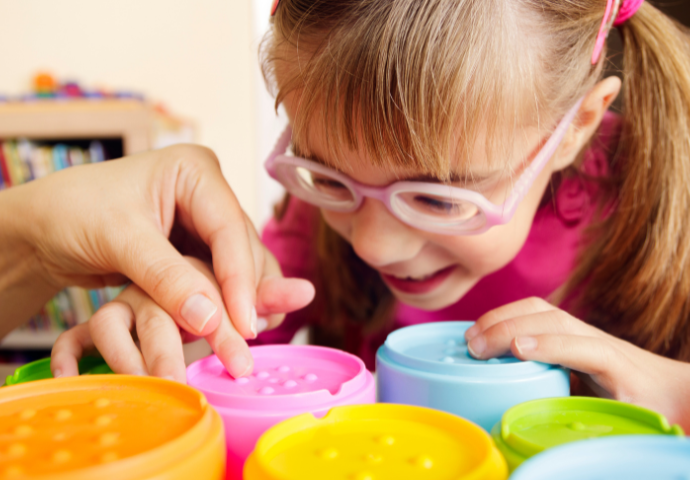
51, 256, 303, 382
464, 297, 690, 431
0, 144, 314, 377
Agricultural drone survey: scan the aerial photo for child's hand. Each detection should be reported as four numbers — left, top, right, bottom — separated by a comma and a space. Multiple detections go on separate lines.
464, 297, 690, 431
51, 256, 314, 382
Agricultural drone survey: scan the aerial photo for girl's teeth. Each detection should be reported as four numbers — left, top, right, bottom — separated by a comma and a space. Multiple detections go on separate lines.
394, 273, 432, 281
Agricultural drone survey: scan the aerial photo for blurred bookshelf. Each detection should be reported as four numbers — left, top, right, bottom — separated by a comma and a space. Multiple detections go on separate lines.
0, 76, 195, 361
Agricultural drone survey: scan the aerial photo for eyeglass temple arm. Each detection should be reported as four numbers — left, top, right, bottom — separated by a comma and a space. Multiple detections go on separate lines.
502, 98, 584, 215
264, 126, 293, 174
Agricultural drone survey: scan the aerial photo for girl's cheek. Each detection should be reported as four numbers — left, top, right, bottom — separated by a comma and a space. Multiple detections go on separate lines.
320, 209, 353, 240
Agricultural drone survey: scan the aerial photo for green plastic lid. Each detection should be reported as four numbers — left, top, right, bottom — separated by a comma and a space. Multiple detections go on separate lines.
491, 397, 685, 471
3, 356, 113, 386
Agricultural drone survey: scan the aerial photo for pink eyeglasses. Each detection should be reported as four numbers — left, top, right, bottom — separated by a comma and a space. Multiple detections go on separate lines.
265, 98, 583, 235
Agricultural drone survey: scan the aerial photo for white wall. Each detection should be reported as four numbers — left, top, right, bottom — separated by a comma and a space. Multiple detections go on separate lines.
0, 0, 260, 221
252, 0, 288, 229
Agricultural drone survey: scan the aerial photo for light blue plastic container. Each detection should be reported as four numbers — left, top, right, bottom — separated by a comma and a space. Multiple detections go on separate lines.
509, 435, 690, 480
376, 321, 570, 431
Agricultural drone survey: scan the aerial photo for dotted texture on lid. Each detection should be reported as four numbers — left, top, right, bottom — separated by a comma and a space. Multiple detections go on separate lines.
244, 404, 508, 480
510, 436, 690, 480
493, 396, 685, 470
0, 376, 224, 480
187, 345, 369, 409
382, 322, 551, 376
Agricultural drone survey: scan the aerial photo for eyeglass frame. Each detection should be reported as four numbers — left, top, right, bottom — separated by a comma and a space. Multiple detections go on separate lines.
264, 97, 584, 235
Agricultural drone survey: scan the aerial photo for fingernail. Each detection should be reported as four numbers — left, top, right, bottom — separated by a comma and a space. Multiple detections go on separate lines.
181, 294, 218, 334
515, 336, 538, 355
257, 318, 269, 334
161, 375, 182, 383
53, 369, 63, 378
468, 334, 486, 359
465, 324, 480, 341
249, 307, 258, 338
228, 354, 253, 378
134, 370, 148, 376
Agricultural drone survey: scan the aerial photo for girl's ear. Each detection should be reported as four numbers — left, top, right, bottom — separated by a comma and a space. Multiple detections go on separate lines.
552, 76, 622, 171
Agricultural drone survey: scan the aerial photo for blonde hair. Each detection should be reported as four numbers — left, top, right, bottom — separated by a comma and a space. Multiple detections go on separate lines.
263, 0, 690, 360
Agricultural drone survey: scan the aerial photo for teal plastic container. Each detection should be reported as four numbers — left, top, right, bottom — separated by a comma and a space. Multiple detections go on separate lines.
376, 321, 570, 431
3, 356, 113, 386
510, 435, 690, 480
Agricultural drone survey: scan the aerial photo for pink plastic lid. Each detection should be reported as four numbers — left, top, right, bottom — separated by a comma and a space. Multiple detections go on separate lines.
186, 345, 372, 411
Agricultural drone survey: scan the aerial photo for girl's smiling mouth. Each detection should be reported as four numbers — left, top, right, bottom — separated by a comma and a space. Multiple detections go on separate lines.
380, 265, 457, 295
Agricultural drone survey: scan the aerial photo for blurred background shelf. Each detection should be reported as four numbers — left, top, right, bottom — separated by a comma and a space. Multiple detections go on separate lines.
0, 99, 152, 154
0, 331, 62, 350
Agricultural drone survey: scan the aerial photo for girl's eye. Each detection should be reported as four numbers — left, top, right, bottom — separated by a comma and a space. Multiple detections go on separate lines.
312, 176, 347, 191
409, 195, 478, 219
413, 195, 461, 213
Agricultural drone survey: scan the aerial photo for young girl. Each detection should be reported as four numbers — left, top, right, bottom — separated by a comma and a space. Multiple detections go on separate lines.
52, 0, 690, 430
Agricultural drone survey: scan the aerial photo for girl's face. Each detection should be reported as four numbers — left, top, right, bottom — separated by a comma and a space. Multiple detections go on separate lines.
282, 95, 574, 311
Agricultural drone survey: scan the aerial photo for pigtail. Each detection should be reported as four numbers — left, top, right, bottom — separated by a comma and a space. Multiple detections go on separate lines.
574, 4, 690, 360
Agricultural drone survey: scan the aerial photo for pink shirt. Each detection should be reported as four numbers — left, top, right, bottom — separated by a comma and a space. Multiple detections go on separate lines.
253, 112, 620, 369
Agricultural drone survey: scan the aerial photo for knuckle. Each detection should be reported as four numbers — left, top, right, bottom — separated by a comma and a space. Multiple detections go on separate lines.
147, 350, 178, 373
140, 261, 188, 306
135, 311, 170, 339
525, 296, 547, 311
175, 144, 221, 171
495, 318, 519, 341
52, 330, 74, 350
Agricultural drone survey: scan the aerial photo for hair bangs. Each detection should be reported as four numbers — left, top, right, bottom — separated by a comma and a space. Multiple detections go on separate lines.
263, 0, 550, 184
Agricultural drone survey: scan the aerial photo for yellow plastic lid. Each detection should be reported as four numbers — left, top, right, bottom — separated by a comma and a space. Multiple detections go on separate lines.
244, 403, 508, 480
0, 375, 225, 480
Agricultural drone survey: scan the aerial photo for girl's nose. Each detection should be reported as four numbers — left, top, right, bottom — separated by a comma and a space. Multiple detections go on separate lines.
349, 198, 426, 268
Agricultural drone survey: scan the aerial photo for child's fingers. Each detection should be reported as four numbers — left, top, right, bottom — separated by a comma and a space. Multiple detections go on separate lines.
256, 277, 315, 321
255, 246, 315, 330
51, 323, 95, 378
128, 287, 187, 383
467, 309, 597, 360
510, 334, 625, 387
88, 300, 148, 376
466, 297, 557, 341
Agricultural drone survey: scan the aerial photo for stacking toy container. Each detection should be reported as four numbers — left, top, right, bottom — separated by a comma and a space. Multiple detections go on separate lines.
244, 403, 508, 480
492, 396, 685, 471
186, 345, 376, 480
510, 435, 690, 480
4, 356, 113, 386
0, 375, 225, 479
376, 321, 570, 431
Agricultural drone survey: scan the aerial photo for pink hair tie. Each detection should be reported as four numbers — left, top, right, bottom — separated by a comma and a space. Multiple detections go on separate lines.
271, 0, 280, 16
614, 0, 645, 26
592, 0, 645, 64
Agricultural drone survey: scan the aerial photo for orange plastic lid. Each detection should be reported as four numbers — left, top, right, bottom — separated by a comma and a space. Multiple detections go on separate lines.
0, 375, 225, 480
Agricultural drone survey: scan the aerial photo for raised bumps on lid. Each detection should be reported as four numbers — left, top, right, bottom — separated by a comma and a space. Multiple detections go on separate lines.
187, 345, 371, 406
244, 404, 508, 480
0, 376, 224, 480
